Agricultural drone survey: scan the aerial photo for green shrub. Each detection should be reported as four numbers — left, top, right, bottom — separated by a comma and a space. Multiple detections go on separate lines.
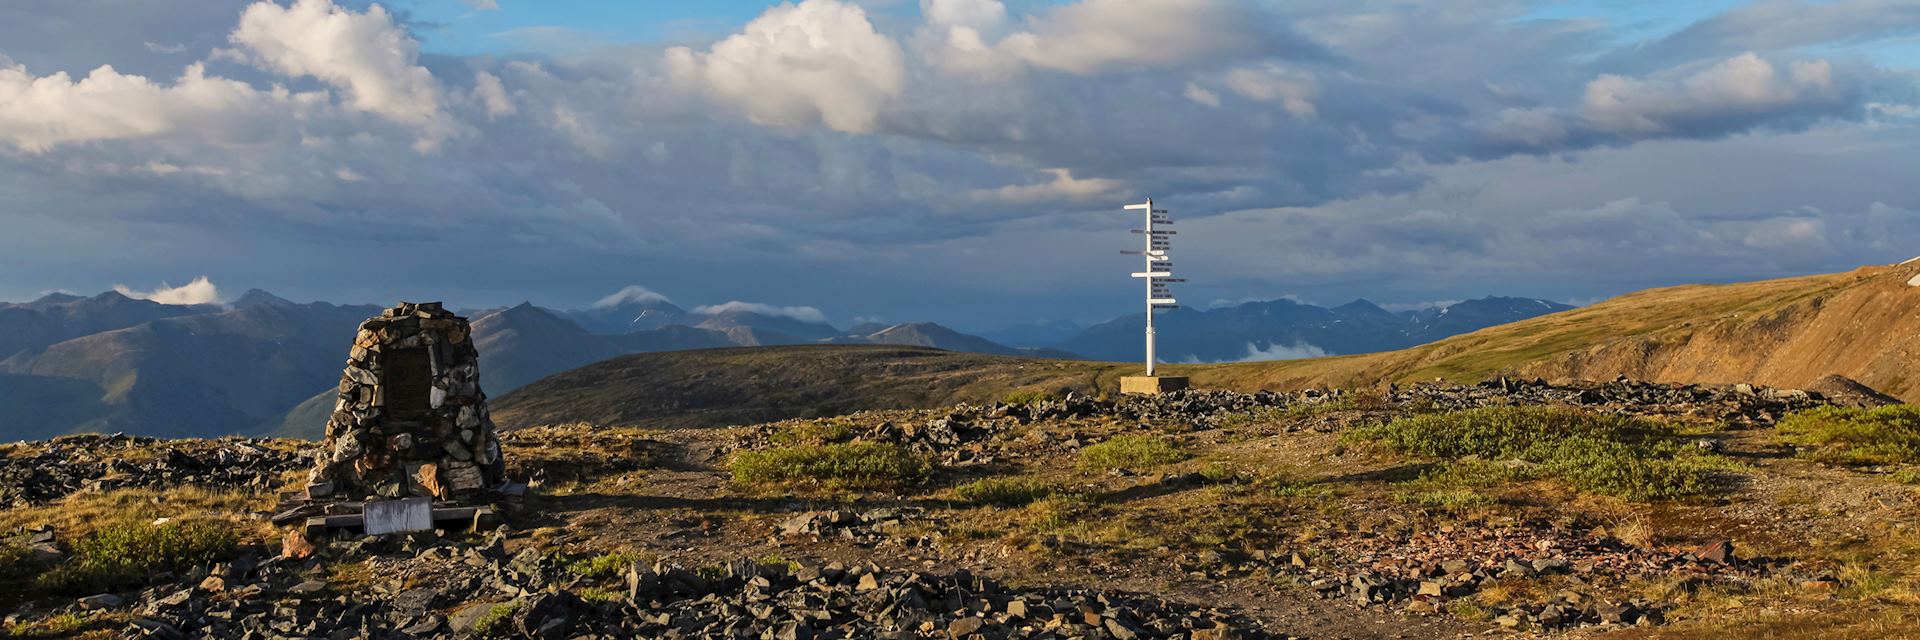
954, 477, 1053, 506
1024, 493, 1096, 532
768, 421, 854, 447
1415, 459, 1543, 488
752, 554, 799, 572
575, 587, 621, 604
565, 550, 647, 579
468, 601, 522, 637
1347, 406, 1733, 501
0, 541, 37, 583
1079, 435, 1188, 471
1198, 461, 1245, 484
731, 442, 931, 489
1003, 389, 1063, 405
1777, 405, 1920, 466
1395, 489, 1496, 512
36, 519, 237, 593
3, 612, 96, 638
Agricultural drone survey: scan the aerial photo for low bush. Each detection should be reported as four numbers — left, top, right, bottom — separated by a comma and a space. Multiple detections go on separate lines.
1416, 459, 1543, 488
1777, 405, 1920, 466
1079, 435, 1188, 471
575, 587, 621, 604
469, 601, 522, 637
1198, 461, 1245, 484
1348, 406, 1734, 501
731, 442, 931, 489
1024, 493, 1097, 532
3, 612, 97, 638
954, 477, 1052, 506
36, 519, 237, 594
0, 540, 37, 584
564, 550, 647, 579
1395, 489, 1496, 512
1003, 389, 1063, 405
768, 421, 855, 447
752, 554, 800, 573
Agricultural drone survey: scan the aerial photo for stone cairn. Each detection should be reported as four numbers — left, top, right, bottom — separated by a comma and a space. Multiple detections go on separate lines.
305, 302, 505, 503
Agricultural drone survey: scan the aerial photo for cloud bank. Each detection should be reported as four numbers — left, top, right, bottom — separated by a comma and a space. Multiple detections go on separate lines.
0, 0, 1915, 325
694, 301, 829, 324
1235, 341, 1329, 363
591, 285, 673, 308
115, 276, 221, 305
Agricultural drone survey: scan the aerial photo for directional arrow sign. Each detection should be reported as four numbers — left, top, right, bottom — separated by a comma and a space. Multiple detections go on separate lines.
1132, 271, 1172, 278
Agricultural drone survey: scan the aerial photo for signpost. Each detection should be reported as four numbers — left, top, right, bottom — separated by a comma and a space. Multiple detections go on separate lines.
1119, 198, 1190, 395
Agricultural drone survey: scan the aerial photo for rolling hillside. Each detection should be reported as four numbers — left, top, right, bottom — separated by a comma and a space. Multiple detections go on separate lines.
1173, 261, 1920, 401
490, 345, 1130, 430
492, 262, 1916, 430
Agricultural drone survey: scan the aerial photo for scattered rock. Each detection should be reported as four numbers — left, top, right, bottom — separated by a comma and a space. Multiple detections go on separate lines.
78, 594, 124, 610
1696, 539, 1735, 565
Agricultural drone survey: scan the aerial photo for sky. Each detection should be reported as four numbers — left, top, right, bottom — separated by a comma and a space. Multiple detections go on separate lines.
0, 0, 1917, 331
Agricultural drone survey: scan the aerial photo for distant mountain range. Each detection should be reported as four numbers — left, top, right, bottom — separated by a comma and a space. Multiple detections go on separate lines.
0, 290, 377, 440
0, 286, 1573, 440
1056, 296, 1575, 363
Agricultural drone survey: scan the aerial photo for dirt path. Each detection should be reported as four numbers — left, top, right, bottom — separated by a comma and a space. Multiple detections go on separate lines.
521, 423, 1493, 640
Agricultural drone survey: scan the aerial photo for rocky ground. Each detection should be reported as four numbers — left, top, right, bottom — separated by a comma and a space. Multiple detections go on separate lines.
0, 435, 305, 508
2, 378, 1917, 639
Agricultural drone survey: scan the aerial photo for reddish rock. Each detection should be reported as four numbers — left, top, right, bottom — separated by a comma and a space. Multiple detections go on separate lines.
1695, 539, 1735, 565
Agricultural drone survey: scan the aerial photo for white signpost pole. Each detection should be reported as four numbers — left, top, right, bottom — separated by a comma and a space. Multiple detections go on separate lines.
1122, 199, 1186, 393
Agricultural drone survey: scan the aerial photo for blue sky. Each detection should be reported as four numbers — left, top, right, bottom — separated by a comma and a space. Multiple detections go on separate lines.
398, 1, 782, 53
0, 0, 1916, 330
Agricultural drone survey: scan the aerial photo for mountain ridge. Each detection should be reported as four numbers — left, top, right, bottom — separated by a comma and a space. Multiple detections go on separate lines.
1174, 262, 1920, 402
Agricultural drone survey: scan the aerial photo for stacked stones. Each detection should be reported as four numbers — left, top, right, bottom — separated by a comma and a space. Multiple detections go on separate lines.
306, 302, 504, 502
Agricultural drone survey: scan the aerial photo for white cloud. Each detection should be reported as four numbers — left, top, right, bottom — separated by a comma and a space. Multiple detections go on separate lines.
1583, 53, 1842, 136
472, 71, 515, 118
1486, 107, 1570, 147
666, 0, 904, 134
1234, 341, 1328, 362
115, 276, 222, 305
1741, 217, 1827, 250
1209, 294, 1304, 308
1184, 83, 1220, 107
550, 103, 612, 158
460, 0, 500, 10
592, 285, 672, 308
972, 168, 1125, 203
998, 0, 1269, 75
226, 0, 450, 145
1379, 300, 1463, 313
915, 0, 1279, 78
1223, 63, 1318, 118
694, 300, 828, 324
915, 0, 1016, 76
0, 60, 312, 152
923, 0, 1007, 30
